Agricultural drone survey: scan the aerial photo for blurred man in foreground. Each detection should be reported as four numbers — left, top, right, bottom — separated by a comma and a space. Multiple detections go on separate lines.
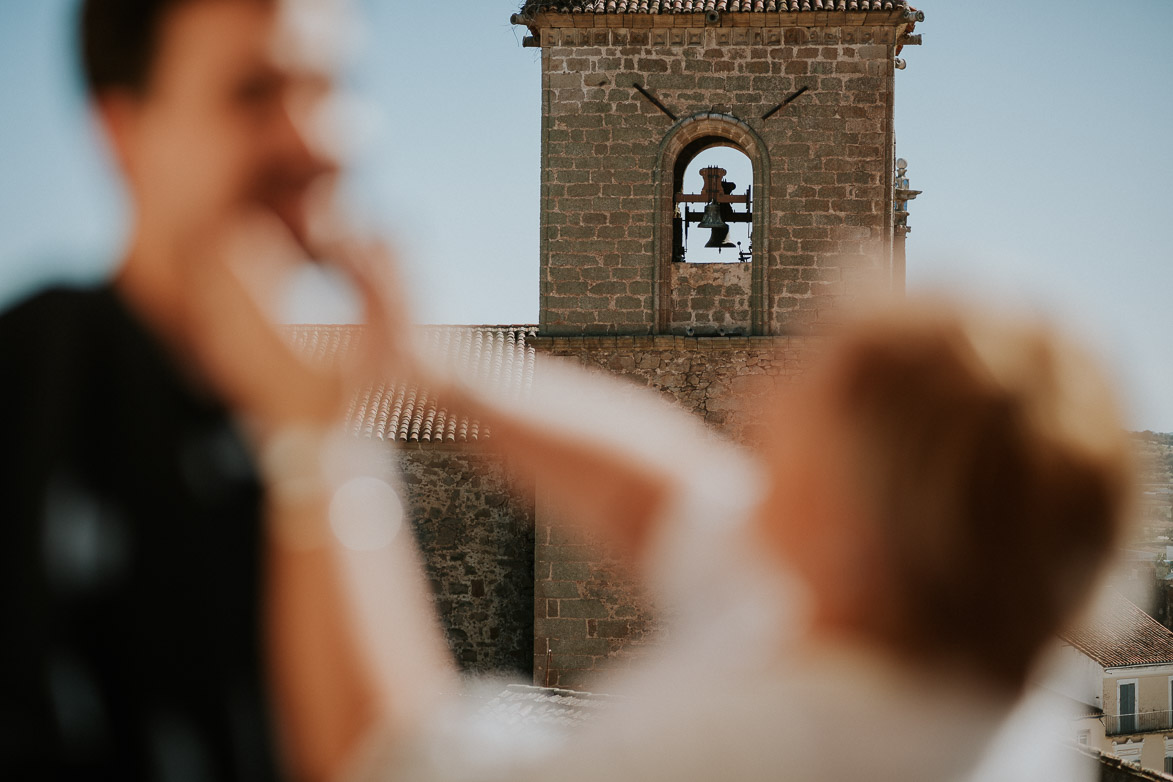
0, 0, 445, 778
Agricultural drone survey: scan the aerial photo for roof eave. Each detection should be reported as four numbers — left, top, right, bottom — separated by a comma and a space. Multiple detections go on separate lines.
1102, 659, 1173, 673
515, 9, 915, 29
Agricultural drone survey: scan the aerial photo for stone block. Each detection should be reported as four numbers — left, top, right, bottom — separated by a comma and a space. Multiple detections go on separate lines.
559, 599, 610, 619
549, 669, 595, 690
546, 637, 610, 656
539, 543, 599, 563
535, 617, 588, 638
537, 580, 582, 599
551, 562, 593, 581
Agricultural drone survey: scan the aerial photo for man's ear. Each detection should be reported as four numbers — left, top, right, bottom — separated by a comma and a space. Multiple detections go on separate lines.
92, 90, 141, 180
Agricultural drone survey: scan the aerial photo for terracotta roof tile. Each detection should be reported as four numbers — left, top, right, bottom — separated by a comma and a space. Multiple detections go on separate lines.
1070, 742, 1173, 782
519, 0, 908, 13
1060, 590, 1173, 669
284, 325, 537, 444
471, 684, 618, 728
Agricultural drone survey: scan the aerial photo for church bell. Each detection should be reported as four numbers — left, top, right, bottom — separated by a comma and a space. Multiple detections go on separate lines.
704, 226, 736, 249
697, 200, 727, 230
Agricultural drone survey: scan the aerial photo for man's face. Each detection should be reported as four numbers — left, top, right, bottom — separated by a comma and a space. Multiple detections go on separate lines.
109, 0, 347, 250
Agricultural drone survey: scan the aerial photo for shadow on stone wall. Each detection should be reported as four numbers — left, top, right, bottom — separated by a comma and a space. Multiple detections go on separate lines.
400, 449, 535, 678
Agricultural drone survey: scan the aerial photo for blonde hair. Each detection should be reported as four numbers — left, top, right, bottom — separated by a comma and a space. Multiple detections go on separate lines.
821, 302, 1133, 686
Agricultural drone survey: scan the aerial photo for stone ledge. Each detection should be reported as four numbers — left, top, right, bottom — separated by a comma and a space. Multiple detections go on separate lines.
383, 439, 495, 452
531, 334, 821, 349
528, 12, 909, 32
539, 27, 898, 47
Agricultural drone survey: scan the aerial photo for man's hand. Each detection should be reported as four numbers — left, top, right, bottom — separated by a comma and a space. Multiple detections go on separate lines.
177, 209, 413, 435
175, 210, 461, 781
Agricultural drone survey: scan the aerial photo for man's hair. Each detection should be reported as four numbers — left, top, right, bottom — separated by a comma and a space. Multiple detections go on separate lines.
80, 0, 197, 95
824, 303, 1133, 688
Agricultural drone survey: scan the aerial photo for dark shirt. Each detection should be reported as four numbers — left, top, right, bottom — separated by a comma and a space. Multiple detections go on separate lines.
0, 285, 280, 781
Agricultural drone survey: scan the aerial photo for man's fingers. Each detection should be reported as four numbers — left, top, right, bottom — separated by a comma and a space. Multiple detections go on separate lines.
180, 211, 352, 425
321, 237, 417, 371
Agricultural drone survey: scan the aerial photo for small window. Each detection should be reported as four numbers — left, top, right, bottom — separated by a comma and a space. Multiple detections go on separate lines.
1165, 756, 1173, 774
1077, 730, 1089, 746
1119, 681, 1137, 734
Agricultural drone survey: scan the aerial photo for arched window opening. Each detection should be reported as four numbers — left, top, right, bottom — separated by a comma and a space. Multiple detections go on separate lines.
673, 143, 753, 264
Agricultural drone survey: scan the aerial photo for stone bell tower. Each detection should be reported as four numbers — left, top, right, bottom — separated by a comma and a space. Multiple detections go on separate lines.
512, 0, 922, 337
510, 1, 924, 690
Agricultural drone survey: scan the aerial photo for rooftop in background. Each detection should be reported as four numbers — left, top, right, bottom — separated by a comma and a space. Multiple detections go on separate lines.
518, 0, 912, 13
1060, 590, 1173, 669
468, 684, 620, 729
285, 325, 537, 444
1068, 742, 1173, 782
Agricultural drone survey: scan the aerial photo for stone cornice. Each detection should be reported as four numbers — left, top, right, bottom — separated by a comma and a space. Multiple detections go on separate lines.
524, 9, 912, 30
530, 334, 827, 349
531, 22, 902, 47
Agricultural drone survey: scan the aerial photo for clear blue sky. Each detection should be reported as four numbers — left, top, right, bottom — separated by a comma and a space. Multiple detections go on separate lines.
1, 1, 1171, 430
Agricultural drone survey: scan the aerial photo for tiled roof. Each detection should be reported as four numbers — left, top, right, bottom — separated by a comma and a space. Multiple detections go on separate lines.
1060, 590, 1173, 669
1069, 742, 1172, 782
472, 684, 617, 728
284, 324, 537, 444
520, 0, 910, 13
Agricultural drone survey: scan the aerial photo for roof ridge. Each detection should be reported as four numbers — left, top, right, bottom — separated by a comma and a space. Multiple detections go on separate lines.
1061, 589, 1173, 668
516, 0, 910, 13
1119, 592, 1173, 635
283, 323, 539, 337
285, 323, 537, 444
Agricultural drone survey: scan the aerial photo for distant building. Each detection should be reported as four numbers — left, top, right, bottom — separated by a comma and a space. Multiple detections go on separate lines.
1070, 742, 1173, 782
1057, 590, 1173, 774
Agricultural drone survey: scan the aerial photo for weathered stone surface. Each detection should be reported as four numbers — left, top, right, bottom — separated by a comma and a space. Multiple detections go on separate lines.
529, 335, 825, 686
400, 449, 535, 676
539, 25, 899, 336
669, 261, 753, 335
532, 512, 662, 689
532, 335, 821, 438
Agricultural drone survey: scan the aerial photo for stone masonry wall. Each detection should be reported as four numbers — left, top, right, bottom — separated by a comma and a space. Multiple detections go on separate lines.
529, 335, 822, 687
538, 21, 902, 336
399, 448, 535, 676
533, 334, 821, 437
669, 261, 752, 336
390, 337, 824, 686
533, 513, 661, 690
